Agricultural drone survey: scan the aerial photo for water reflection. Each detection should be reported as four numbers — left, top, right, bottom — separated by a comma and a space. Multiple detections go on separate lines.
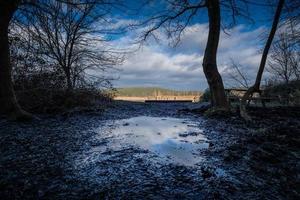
94, 116, 209, 166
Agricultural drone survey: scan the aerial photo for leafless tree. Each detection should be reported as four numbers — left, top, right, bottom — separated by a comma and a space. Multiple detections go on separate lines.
0, 0, 123, 119
9, 25, 60, 90
240, 0, 285, 121
226, 59, 250, 88
0, 1, 28, 119
267, 32, 299, 83
133, 0, 253, 110
16, 1, 123, 91
282, 0, 300, 45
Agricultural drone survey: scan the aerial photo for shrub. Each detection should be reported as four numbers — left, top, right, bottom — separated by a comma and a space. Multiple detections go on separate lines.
16, 88, 113, 114
200, 88, 211, 102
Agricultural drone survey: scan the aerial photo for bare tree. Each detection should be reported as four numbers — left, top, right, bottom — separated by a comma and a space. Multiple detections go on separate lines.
0, 1, 29, 119
0, 0, 123, 119
133, 0, 253, 110
203, 0, 228, 109
240, 0, 285, 121
274, 0, 300, 81
268, 32, 299, 83
226, 59, 250, 88
9, 25, 57, 90
283, 0, 300, 44
17, 1, 123, 91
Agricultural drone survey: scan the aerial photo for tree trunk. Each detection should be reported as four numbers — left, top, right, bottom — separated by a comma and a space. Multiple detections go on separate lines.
66, 70, 73, 91
0, 1, 31, 120
240, 0, 285, 121
203, 0, 229, 109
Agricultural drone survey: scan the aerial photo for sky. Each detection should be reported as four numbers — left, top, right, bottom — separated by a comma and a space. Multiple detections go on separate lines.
103, 1, 277, 91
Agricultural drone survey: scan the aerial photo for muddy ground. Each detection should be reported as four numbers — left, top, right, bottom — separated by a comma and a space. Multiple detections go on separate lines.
0, 101, 299, 200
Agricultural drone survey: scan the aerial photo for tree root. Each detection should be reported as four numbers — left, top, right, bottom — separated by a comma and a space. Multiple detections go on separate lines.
8, 108, 33, 122
0, 96, 34, 121
240, 86, 256, 121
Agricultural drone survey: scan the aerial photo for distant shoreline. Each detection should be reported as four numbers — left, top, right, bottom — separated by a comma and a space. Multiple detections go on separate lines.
115, 87, 202, 98
114, 95, 201, 102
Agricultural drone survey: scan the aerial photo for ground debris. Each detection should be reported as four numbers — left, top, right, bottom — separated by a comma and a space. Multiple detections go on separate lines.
0, 103, 299, 199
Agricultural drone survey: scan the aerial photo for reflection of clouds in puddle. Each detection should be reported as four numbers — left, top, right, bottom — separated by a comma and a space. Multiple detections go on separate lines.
215, 168, 226, 177
93, 116, 209, 166
151, 138, 208, 165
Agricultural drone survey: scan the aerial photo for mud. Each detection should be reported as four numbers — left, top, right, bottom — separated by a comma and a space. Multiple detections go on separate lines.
0, 102, 299, 199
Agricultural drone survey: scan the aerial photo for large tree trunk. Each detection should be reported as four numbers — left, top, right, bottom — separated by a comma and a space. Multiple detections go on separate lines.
0, 1, 32, 120
240, 0, 285, 121
203, 0, 229, 109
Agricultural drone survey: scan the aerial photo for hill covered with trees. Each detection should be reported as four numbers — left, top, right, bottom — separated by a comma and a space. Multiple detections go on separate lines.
116, 87, 202, 97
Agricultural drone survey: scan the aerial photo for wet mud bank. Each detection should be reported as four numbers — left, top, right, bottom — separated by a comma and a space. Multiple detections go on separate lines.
0, 102, 299, 199
202, 107, 300, 200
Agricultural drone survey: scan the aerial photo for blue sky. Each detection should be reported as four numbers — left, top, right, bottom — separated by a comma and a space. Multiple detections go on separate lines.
105, 0, 278, 91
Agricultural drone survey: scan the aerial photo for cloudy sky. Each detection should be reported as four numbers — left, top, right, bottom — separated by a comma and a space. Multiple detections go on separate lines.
106, 1, 276, 91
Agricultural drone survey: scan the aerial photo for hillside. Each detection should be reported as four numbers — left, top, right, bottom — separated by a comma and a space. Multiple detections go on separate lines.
116, 87, 202, 97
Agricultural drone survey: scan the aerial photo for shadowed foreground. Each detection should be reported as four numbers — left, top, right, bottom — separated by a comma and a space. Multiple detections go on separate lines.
0, 102, 299, 199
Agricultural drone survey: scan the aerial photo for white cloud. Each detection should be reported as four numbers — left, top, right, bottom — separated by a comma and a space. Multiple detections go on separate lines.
107, 23, 266, 90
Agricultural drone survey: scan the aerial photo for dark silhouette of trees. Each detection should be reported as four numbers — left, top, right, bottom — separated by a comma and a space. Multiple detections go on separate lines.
203, 0, 228, 109
240, 0, 285, 121
0, 0, 123, 119
268, 32, 299, 83
1, 0, 298, 120
0, 1, 31, 120
283, 0, 300, 44
15, 1, 123, 91
136, 0, 252, 110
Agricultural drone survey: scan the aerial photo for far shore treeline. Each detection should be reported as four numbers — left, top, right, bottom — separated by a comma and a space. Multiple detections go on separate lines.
116, 87, 202, 97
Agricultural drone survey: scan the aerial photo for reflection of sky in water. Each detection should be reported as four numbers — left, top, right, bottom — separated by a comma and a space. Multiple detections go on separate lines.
95, 116, 209, 166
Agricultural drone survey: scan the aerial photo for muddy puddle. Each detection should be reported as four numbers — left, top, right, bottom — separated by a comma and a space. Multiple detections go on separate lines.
77, 116, 209, 168
2, 102, 299, 199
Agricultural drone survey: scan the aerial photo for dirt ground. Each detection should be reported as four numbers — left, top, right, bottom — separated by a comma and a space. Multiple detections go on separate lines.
0, 102, 299, 199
